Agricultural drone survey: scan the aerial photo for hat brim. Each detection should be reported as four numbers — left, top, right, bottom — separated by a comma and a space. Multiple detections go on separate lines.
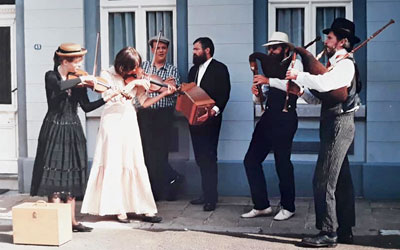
56, 48, 87, 57
148, 39, 170, 46
262, 41, 294, 50
323, 28, 360, 44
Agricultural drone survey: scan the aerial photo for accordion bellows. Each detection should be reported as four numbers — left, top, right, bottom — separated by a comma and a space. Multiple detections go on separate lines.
176, 82, 215, 125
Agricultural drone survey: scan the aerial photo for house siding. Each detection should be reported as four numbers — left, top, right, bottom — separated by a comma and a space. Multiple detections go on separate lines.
187, 0, 254, 160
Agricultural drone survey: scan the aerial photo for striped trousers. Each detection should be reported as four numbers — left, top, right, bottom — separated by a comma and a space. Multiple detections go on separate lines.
313, 111, 356, 232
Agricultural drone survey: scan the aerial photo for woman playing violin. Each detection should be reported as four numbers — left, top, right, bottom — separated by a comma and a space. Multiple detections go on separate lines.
81, 47, 175, 224
30, 43, 118, 233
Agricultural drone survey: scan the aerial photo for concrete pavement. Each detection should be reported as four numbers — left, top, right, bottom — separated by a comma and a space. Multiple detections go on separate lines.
0, 191, 399, 249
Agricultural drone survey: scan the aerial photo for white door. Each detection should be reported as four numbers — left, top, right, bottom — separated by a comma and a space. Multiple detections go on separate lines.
0, 5, 17, 174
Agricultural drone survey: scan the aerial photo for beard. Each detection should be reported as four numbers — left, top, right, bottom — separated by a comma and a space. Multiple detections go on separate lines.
324, 46, 336, 59
268, 50, 286, 63
193, 52, 207, 66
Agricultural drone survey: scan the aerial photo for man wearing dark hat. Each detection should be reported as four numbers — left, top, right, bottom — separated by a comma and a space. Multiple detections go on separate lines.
286, 18, 361, 247
241, 31, 303, 221
138, 35, 183, 201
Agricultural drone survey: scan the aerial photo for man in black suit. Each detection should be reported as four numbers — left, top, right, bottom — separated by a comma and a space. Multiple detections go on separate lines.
187, 37, 231, 211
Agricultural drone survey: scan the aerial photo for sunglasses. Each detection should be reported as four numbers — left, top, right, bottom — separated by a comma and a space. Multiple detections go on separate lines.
267, 44, 281, 50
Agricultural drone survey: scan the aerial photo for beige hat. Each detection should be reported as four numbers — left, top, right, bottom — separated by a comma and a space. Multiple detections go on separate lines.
55, 43, 87, 57
148, 35, 170, 47
262, 32, 294, 49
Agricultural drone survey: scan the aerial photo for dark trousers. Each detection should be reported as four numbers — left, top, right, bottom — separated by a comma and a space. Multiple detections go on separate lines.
189, 115, 222, 204
137, 107, 178, 199
314, 111, 355, 232
243, 109, 298, 212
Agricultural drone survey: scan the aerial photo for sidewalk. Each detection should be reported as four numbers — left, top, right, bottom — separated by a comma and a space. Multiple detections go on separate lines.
0, 191, 399, 249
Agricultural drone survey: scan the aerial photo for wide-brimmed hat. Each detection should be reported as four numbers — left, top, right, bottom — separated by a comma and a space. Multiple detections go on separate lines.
55, 43, 87, 57
323, 18, 360, 44
148, 35, 170, 47
262, 32, 294, 49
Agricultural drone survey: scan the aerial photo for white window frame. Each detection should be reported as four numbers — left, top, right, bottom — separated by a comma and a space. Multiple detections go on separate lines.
268, 0, 353, 55
0, 5, 16, 112
100, 0, 177, 68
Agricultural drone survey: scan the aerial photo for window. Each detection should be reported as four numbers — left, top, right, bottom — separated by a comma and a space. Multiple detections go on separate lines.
146, 11, 173, 64
0, 27, 11, 105
0, 4, 16, 111
100, 0, 177, 68
269, 0, 352, 56
108, 12, 136, 61
276, 8, 304, 48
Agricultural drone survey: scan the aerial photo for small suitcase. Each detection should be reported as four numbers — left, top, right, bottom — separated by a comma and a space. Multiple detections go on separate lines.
12, 200, 72, 246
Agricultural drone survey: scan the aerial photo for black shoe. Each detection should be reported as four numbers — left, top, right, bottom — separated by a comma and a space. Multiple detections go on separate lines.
337, 228, 354, 244
142, 215, 162, 223
302, 232, 338, 248
116, 215, 131, 223
203, 203, 216, 211
166, 174, 184, 201
190, 197, 205, 205
72, 223, 93, 232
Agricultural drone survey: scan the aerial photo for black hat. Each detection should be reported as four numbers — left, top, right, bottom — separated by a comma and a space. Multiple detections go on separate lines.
323, 18, 360, 44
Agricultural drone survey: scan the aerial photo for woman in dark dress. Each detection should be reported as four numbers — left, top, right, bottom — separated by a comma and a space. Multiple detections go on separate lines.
30, 43, 117, 232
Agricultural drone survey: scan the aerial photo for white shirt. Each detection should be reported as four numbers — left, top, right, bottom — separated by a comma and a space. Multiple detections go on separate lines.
296, 49, 355, 92
197, 57, 213, 87
252, 58, 303, 103
196, 57, 220, 116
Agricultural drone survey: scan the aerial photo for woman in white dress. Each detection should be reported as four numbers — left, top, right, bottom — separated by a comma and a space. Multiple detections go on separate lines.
81, 47, 175, 223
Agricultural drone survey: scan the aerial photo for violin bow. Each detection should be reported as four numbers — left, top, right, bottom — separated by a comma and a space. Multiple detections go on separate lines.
148, 30, 163, 80
93, 32, 100, 76
91, 32, 111, 90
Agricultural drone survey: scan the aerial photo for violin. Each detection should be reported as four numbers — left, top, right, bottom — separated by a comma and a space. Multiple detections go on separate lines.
123, 73, 171, 93
67, 69, 111, 93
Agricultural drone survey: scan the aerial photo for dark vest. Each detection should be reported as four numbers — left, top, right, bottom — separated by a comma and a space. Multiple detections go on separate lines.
266, 87, 298, 112
310, 57, 360, 116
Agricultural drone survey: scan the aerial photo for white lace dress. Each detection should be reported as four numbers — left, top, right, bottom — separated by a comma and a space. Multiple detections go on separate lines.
81, 67, 157, 216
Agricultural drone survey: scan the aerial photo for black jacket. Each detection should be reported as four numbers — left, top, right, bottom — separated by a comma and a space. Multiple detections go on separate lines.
188, 59, 231, 113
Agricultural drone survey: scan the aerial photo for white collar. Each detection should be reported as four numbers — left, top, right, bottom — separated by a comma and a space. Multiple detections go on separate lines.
199, 57, 213, 69
329, 49, 348, 66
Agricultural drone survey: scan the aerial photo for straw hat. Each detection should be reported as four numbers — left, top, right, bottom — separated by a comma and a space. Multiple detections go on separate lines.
55, 43, 87, 57
262, 32, 294, 49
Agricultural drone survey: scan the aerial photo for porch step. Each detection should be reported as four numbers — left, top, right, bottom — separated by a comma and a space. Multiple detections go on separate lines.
0, 174, 18, 190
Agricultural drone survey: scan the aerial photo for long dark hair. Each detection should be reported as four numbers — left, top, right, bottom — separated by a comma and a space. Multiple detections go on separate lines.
114, 47, 142, 78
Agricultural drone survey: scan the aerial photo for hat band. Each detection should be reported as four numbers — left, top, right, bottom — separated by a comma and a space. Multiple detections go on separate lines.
57, 48, 82, 54
336, 28, 351, 33
268, 40, 287, 43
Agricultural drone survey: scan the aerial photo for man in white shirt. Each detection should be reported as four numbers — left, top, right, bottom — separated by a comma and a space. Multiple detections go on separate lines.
286, 18, 361, 247
241, 32, 303, 222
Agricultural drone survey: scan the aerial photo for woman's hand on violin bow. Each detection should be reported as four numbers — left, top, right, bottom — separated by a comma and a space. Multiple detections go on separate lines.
78, 75, 98, 87
103, 89, 121, 102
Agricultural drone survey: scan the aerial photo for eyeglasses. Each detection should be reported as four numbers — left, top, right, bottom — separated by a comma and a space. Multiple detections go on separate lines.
267, 44, 281, 50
